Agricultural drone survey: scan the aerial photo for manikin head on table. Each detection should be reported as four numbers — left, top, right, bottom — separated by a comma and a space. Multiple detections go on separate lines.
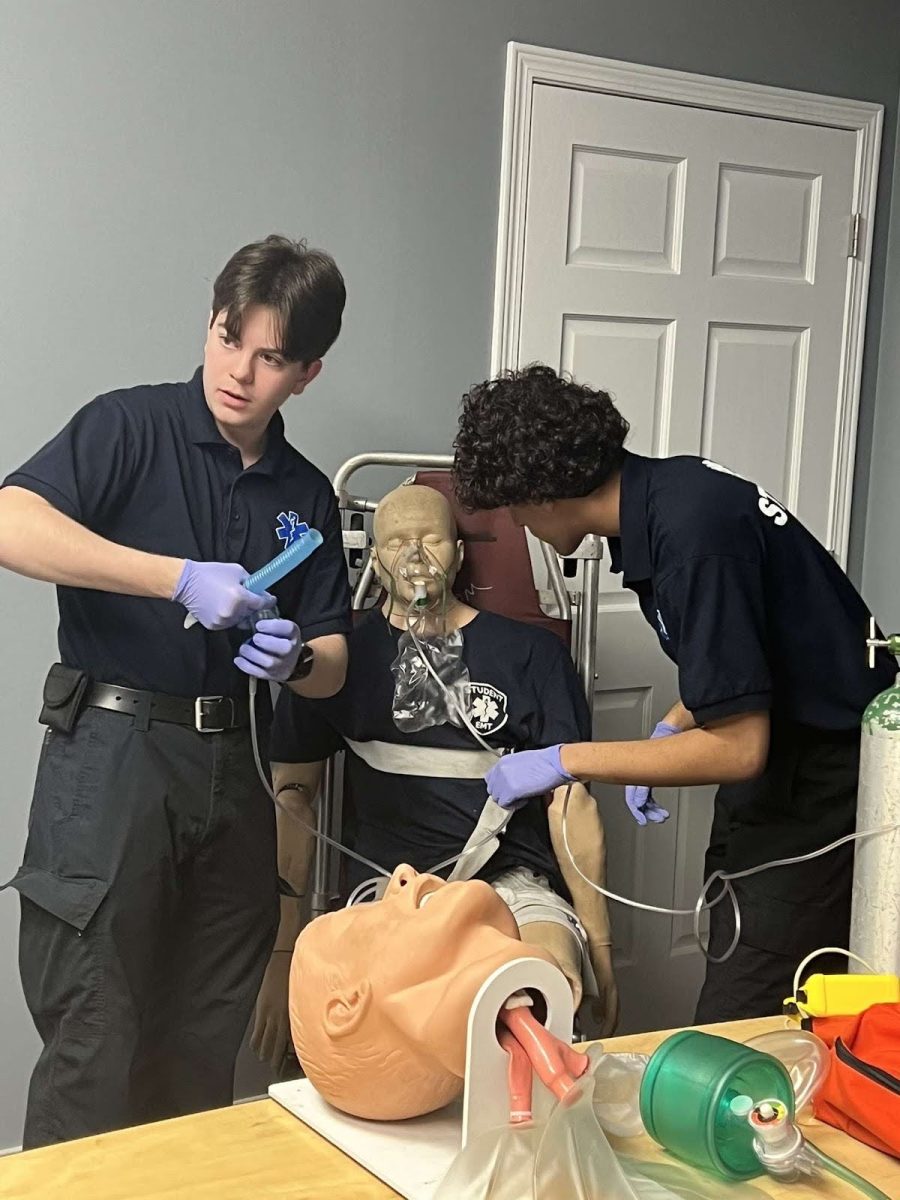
289, 864, 556, 1120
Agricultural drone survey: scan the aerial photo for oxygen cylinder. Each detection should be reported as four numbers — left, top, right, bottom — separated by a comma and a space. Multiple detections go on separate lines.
850, 635, 900, 976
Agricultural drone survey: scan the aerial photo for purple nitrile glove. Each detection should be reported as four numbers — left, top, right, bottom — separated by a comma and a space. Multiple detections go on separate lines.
485, 746, 575, 811
173, 561, 275, 631
625, 720, 678, 826
234, 618, 303, 683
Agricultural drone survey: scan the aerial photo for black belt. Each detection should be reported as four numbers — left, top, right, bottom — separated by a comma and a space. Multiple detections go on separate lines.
86, 682, 251, 733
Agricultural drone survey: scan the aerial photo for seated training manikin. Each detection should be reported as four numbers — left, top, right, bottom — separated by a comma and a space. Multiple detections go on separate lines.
252, 485, 617, 1070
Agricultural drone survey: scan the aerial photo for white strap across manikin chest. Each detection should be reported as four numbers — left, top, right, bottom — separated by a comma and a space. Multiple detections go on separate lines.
446, 797, 513, 882
344, 737, 497, 779
343, 738, 510, 883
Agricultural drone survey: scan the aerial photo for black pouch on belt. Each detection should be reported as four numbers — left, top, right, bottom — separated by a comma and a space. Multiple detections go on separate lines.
38, 662, 89, 733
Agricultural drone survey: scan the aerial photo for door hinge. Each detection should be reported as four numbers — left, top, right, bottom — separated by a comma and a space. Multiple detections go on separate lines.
848, 212, 862, 259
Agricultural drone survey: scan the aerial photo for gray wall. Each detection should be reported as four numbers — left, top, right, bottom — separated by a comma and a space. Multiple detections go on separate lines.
2, 0, 899, 1152
864, 106, 900, 630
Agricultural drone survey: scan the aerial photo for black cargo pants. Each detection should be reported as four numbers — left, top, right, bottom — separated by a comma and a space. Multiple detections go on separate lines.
6, 705, 279, 1148
695, 721, 860, 1023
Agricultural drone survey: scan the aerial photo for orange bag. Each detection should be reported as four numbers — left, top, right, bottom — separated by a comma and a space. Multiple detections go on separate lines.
810, 1003, 900, 1158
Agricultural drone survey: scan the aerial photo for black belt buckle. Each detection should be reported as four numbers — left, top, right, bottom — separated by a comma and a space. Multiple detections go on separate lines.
194, 695, 233, 733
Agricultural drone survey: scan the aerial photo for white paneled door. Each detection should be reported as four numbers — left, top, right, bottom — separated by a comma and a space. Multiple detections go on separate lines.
514, 78, 866, 1031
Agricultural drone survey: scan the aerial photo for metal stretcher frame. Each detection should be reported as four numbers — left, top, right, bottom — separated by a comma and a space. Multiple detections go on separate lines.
308, 453, 603, 916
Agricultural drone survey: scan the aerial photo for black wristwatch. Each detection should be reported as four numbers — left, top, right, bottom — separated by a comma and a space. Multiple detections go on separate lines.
286, 642, 315, 683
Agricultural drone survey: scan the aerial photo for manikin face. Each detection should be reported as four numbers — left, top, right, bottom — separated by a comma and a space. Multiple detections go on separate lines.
509, 500, 584, 558
202, 304, 321, 444
372, 486, 463, 610
354, 863, 522, 983
289, 865, 556, 1118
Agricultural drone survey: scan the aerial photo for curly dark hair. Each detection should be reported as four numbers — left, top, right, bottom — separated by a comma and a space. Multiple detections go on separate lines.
452, 364, 630, 510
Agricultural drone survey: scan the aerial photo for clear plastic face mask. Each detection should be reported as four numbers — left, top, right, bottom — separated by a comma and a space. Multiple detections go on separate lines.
380, 538, 450, 618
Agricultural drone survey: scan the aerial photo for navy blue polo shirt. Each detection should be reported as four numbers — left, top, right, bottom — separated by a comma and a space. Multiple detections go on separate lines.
607, 452, 896, 730
3, 368, 351, 698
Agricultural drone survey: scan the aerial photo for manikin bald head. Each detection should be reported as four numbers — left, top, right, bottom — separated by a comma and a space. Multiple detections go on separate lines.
371, 485, 464, 609
289, 864, 555, 1120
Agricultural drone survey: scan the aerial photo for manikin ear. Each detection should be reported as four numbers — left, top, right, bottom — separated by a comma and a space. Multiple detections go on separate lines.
370, 545, 388, 585
323, 978, 372, 1039
454, 539, 465, 575
292, 359, 322, 394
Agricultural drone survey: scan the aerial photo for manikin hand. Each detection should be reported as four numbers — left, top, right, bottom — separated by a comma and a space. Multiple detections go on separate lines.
585, 941, 620, 1039
485, 746, 575, 810
624, 721, 676, 825
235, 618, 303, 683
250, 950, 293, 1069
172, 560, 275, 630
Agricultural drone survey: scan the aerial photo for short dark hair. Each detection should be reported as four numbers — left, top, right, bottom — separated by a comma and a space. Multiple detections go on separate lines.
211, 234, 346, 363
452, 364, 630, 511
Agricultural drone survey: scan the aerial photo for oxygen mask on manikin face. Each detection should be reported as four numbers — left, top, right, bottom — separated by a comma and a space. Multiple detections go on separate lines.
394, 538, 442, 608
387, 539, 472, 733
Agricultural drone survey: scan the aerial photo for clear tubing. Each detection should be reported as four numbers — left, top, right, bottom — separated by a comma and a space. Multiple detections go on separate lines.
248, 677, 393, 880
559, 782, 900, 963
807, 1144, 892, 1200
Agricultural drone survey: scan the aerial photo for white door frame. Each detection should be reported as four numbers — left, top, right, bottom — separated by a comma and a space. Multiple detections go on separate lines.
491, 43, 883, 567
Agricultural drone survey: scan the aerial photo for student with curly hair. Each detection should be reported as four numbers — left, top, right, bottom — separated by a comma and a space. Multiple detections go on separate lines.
453, 363, 895, 1022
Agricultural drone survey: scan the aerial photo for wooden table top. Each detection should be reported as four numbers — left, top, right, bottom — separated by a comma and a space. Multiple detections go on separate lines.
1, 1017, 897, 1199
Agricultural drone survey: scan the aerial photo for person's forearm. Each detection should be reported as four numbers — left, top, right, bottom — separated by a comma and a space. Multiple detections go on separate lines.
0, 486, 182, 598
661, 699, 697, 732
560, 712, 769, 786
547, 783, 611, 946
287, 633, 347, 699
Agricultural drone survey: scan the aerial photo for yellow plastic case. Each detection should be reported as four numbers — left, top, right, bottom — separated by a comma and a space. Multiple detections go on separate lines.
786, 973, 900, 1018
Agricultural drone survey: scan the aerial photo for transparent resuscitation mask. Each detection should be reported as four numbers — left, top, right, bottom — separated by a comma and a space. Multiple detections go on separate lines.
391, 538, 446, 609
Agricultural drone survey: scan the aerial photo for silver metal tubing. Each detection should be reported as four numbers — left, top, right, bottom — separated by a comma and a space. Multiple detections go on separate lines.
333, 453, 453, 500
538, 538, 572, 622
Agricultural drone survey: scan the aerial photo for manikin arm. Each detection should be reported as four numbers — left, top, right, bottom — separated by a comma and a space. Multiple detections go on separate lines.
547, 782, 618, 1034
271, 759, 326, 897
253, 760, 326, 1069
251, 894, 304, 1067
661, 699, 697, 732
547, 782, 610, 949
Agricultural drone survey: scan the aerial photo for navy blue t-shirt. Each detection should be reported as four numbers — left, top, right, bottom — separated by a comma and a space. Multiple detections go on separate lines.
270, 609, 592, 897
3, 368, 351, 697
608, 453, 895, 729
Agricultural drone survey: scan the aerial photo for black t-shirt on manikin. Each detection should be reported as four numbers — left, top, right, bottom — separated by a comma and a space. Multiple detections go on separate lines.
270, 609, 592, 898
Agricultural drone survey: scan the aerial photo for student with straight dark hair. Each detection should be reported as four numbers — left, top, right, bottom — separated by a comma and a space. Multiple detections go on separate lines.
0, 234, 351, 1145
